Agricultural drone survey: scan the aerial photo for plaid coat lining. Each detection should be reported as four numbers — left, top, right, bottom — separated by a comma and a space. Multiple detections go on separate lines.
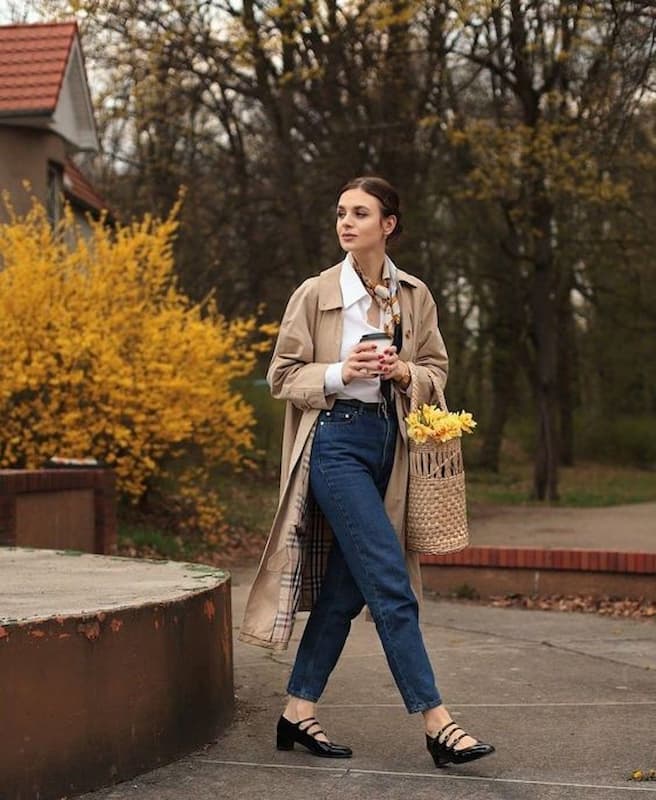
269, 423, 333, 647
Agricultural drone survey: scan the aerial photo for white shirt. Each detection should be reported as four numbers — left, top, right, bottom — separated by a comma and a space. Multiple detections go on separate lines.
324, 253, 394, 403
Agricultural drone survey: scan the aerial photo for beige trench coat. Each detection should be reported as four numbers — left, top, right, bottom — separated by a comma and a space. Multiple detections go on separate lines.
238, 262, 449, 651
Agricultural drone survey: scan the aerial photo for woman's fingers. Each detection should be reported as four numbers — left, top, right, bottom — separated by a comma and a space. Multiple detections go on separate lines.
377, 346, 398, 374
353, 343, 379, 357
347, 345, 381, 378
350, 345, 378, 365
353, 353, 380, 368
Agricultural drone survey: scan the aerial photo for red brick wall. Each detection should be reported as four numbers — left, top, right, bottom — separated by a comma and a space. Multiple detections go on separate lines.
0, 469, 117, 554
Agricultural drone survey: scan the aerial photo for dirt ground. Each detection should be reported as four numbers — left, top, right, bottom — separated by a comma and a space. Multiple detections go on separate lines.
468, 501, 656, 552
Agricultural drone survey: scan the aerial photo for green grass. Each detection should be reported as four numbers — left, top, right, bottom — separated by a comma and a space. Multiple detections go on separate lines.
467, 461, 656, 506
117, 522, 201, 560
214, 459, 656, 522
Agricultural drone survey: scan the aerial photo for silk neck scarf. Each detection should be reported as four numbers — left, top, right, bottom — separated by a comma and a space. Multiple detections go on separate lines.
350, 254, 401, 339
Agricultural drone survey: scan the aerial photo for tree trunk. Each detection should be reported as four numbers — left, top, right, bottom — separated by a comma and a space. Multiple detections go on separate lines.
479, 316, 520, 472
530, 193, 560, 501
557, 279, 577, 466
480, 207, 524, 472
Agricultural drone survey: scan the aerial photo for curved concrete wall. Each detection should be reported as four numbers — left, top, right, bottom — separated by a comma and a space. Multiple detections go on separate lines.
0, 549, 234, 800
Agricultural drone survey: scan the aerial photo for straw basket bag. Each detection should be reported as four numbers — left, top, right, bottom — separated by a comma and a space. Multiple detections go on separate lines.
405, 365, 469, 555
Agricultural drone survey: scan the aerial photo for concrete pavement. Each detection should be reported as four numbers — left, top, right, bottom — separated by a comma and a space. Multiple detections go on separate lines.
80, 564, 656, 800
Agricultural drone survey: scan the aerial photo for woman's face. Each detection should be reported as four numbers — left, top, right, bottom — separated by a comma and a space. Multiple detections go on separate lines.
336, 188, 396, 253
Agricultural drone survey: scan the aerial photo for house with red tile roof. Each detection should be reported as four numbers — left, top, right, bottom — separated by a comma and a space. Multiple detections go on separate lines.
0, 20, 108, 227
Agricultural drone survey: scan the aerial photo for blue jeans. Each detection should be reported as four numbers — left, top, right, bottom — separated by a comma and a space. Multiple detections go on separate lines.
286, 400, 442, 714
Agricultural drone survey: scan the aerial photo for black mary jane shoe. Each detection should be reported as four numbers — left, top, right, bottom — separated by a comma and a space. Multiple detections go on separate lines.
276, 715, 352, 758
426, 720, 495, 768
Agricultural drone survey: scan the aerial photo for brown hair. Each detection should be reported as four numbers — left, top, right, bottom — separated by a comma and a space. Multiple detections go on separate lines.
338, 176, 403, 241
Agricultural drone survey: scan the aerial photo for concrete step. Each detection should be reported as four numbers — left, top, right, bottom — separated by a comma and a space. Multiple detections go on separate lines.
0, 547, 234, 800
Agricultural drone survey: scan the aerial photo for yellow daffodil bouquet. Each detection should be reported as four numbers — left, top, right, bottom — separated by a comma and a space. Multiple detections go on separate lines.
405, 404, 477, 445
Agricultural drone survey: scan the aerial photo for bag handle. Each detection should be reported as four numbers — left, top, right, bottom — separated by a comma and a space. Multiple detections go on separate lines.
408, 362, 449, 414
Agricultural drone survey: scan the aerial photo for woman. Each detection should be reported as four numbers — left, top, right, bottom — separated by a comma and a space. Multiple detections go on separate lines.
239, 176, 495, 769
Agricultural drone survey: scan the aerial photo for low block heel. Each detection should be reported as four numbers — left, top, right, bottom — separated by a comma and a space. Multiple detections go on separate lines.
428, 745, 449, 768
276, 734, 295, 751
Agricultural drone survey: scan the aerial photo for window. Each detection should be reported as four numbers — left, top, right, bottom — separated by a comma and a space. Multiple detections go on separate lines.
46, 161, 64, 227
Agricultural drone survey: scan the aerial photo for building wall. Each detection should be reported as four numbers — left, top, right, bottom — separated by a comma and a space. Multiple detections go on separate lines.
0, 125, 68, 221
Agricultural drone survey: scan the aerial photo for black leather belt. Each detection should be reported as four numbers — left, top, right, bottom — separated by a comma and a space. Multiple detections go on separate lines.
333, 398, 390, 413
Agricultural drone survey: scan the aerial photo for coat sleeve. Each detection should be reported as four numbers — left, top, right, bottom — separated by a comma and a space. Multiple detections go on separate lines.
400, 285, 449, 409
266, 279, 334, 411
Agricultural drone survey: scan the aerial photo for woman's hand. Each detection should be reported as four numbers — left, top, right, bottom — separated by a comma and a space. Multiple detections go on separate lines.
342, 343, 383, 385
378, 346, 410, 386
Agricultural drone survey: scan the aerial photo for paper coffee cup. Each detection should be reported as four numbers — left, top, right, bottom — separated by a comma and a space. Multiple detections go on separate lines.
360, 332, 393, 354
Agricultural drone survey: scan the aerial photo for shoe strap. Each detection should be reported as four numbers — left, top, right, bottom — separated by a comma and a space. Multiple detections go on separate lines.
438, 722, 471, 748
297, 717, 325, 738
436, 720, 460, 742
448, 731, 468, 750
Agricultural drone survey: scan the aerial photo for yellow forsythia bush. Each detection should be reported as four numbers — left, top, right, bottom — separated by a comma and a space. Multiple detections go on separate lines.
0, 198, 275, 538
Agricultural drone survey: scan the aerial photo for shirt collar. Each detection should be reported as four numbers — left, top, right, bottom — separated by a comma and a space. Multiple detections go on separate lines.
340, 252, 398, 309
340, 254, 369, 308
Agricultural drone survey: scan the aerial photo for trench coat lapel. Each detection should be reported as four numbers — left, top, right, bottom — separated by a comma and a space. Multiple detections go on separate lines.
395, 267, 421, 363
